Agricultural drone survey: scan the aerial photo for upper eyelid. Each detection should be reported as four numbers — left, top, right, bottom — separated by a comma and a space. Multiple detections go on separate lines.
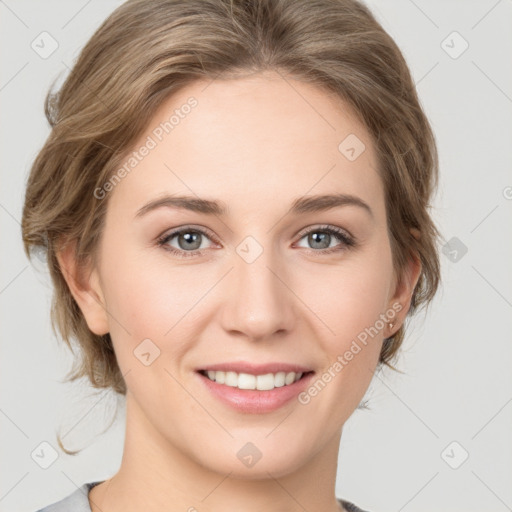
295, 224, 352, 239
159, 224, 217, 240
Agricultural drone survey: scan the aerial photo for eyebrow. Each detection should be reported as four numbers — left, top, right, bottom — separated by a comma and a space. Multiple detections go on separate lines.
135, 193, 373, 219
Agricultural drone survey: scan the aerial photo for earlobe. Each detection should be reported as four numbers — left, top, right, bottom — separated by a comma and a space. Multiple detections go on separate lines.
387, 244, 422, 334
56, 240, 110, 336
395, 251, 422, 310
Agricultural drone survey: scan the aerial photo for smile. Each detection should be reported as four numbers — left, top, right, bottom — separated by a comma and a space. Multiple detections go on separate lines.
199, 369, 312, 391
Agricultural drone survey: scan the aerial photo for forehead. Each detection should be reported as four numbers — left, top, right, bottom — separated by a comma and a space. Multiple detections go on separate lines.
109, 71, 384, 220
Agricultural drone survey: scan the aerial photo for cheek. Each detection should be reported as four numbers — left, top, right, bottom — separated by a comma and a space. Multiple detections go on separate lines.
297, 258, 391, 421
97, 263, 201, 401
302, 250, 393, 411
97, 242, 219, 383
102, 256, 203, 340
99, 223, 392, 372
300, 247, 393, 344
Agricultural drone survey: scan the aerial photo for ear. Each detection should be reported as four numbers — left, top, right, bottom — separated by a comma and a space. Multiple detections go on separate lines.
56, 240, 109, 336
386, 228, 422, 336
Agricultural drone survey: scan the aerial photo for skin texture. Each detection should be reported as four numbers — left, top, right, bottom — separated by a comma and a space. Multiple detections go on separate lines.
58, 70, 421, 512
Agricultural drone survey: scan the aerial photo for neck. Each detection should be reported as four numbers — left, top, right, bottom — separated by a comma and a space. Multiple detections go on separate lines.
89, 392, 345, 512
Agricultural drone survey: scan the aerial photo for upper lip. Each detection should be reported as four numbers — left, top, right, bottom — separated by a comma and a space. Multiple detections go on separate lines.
198, 362, 314, 375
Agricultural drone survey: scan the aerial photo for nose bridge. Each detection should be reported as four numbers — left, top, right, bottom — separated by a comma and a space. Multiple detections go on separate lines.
222, 235, 294, 339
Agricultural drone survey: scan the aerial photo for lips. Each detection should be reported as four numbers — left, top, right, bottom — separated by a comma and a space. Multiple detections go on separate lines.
196, 368, 316, 413
197, 361, 314, 375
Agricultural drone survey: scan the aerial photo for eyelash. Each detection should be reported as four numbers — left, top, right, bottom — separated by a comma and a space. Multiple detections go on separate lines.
156, 224, 356, 259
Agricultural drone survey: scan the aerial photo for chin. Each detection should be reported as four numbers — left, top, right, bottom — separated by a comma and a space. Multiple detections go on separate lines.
193, 437, 309, 480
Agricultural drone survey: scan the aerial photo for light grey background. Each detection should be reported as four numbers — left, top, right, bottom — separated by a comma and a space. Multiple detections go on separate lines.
1, 1, 511, 511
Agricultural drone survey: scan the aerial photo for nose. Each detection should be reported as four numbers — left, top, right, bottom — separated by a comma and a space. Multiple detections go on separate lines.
219, 241, 296, 342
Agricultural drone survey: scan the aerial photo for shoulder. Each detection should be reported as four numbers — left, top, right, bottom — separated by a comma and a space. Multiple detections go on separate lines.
338, 497, 372, 512
34, 481, 103, 512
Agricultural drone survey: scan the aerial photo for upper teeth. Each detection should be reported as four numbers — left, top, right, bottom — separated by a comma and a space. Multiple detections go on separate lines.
205, 370, 304, 390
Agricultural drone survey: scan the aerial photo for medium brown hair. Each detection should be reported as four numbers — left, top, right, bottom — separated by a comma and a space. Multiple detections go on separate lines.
22, 0, 442, 400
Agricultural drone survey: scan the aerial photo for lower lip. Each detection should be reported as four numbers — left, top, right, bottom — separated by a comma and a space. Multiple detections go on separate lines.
197, 371, 315, 414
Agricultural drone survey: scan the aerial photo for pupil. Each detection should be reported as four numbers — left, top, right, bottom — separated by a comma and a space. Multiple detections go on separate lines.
180, 232, 200, 250
310, 232, 329, 249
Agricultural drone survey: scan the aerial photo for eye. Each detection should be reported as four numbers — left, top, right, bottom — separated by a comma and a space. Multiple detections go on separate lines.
157, 226, 216, 258
157, 224, 356, 259
295, 224, 356, 254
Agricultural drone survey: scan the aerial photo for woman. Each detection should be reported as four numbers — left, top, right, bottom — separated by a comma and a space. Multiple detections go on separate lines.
22, 0, 441, 510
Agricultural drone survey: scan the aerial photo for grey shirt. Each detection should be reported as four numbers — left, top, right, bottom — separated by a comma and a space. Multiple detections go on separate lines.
35, 481, 370, 512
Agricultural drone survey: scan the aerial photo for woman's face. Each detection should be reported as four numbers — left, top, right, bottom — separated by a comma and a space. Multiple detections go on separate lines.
69, 71, 417, 478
